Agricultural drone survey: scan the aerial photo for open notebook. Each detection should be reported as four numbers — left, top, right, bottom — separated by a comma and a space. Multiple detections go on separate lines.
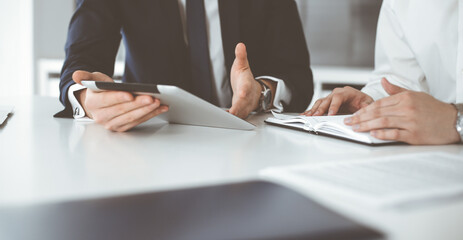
265, 112, 396, 145
0, 106, 14, 126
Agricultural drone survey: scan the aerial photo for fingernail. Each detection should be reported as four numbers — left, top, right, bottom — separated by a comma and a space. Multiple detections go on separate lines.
314, 111, 320, 115
161, 108, 168, 113
306, 110, 312, 115
353, 124, 360, 130
328, 110, 334, 115
344, 117, 352, 124
370, 131, 377, 137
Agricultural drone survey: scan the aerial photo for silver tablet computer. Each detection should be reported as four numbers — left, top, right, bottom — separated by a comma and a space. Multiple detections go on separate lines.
81, 81, 256, 131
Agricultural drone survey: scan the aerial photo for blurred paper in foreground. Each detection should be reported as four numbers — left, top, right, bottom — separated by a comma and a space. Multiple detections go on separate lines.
261, 152, 463, 210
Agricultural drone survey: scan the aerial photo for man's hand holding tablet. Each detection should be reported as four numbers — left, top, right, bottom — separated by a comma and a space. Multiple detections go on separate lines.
73, 72, 256, 132
71, 43, 266, 132
72, 71, 169, 132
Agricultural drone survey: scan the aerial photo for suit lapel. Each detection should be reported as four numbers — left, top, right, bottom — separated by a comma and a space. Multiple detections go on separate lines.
218, 0, 240, 72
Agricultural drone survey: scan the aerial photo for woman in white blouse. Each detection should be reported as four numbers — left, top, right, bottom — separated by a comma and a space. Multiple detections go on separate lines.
305, 0, 463, 145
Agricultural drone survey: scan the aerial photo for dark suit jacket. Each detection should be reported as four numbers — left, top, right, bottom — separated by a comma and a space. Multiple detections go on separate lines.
58, 0, 313, 117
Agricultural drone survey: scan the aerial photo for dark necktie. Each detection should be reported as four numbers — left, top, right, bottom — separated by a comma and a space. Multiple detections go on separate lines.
187, 0, 213, 103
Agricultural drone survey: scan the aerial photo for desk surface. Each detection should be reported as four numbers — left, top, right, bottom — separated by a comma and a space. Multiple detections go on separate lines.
1, 96, 463, 240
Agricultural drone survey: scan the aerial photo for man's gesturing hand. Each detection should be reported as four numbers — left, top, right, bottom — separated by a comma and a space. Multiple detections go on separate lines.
229, 43, 263, 119
73, 71, 169, 132
344, 78, 460, 145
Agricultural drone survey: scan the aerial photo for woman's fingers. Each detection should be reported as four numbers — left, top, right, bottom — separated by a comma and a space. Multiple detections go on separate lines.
370, 128, 412, 142
303, 98, 327, 116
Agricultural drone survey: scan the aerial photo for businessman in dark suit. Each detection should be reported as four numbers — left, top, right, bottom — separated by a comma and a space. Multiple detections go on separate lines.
58, 0, 313, 132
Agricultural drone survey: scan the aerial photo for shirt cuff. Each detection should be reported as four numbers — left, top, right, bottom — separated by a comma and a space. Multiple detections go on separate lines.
256, 76, 292, 113
68, 84, 92, 121
361, 83, 388, 101
361, 75, 411, 101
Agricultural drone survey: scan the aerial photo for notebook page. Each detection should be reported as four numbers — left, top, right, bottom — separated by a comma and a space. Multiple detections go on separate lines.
271, 112, 350, 130
271, 111, 347, 124
261, 152, 463, 209
269, 112, 315, 131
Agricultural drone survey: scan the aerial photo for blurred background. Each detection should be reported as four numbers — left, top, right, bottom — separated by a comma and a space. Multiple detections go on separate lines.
0, 0, 382, 104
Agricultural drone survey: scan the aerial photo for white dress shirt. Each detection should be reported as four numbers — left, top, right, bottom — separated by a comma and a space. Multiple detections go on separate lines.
69, 0, 291, 119
362, 0, 463, 104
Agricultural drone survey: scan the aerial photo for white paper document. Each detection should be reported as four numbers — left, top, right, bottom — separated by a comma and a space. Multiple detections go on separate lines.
261, 152, 463, 209
0, 106, 14, 125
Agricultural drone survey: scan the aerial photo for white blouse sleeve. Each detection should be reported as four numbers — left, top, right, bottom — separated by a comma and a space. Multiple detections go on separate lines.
362, 0, 427, 100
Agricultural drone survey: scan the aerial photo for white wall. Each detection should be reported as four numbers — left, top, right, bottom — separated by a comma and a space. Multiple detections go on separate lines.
0, 0, 34, 97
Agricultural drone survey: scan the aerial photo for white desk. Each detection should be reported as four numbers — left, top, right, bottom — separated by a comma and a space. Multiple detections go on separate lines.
1, 96, 463, 240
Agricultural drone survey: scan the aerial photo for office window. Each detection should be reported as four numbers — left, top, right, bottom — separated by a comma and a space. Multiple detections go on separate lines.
297, 0, 383, 67
0, 0, 34, 97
